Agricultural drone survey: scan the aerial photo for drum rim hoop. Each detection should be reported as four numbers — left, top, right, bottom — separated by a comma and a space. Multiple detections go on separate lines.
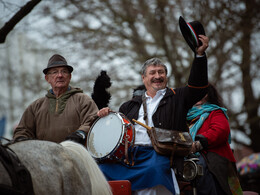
86, 112, 128, 160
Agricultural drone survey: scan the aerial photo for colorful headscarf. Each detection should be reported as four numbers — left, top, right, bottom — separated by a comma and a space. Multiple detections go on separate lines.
187, 103, 231, 144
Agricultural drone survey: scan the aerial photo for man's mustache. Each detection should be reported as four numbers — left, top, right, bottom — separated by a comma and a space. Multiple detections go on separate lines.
152, 78, 164, 83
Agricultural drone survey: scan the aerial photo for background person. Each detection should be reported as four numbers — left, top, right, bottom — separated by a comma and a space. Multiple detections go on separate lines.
13, 54, 99, 145
187, 83, 243, 195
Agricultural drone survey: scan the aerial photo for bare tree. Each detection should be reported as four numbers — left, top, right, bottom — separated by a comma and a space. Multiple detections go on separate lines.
0, 0, 259, 151
38, 0, 260, 151
187, 0, 260, 151
0, 0, 41, 43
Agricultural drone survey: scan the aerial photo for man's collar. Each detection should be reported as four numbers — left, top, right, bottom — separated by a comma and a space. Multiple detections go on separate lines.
50, 86, 71, 95
145, 88, 167, 98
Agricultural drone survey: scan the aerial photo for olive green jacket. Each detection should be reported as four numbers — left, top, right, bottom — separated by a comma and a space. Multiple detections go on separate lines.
13, 87, 99, 143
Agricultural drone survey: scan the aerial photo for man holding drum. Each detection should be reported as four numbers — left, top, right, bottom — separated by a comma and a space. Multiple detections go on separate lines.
97, 17, 209, 195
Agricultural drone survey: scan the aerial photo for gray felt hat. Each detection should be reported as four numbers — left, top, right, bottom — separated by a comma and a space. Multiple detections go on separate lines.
43, 54, 73, 74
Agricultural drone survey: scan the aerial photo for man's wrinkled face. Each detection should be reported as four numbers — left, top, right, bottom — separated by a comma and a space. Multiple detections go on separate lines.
45, 67, 71, 90
142, 65, 167, 93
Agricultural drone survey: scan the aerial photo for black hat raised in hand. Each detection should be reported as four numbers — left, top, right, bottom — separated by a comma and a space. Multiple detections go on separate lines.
179, 16, 206, 53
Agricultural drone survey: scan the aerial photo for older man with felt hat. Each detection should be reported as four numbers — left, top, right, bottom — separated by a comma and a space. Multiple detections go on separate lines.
13, 54, 99, 145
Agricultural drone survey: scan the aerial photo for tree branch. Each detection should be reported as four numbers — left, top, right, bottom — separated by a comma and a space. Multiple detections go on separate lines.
0, 0, 41, 43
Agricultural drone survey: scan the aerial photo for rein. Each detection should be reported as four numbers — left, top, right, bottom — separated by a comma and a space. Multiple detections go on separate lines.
0, 138, 34, 195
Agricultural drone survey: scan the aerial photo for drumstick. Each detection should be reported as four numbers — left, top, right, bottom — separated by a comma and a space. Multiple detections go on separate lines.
132, 119, 152, 130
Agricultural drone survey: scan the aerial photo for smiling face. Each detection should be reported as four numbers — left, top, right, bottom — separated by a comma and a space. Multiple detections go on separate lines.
45, 67, 71, 94
142, 65, 168, 97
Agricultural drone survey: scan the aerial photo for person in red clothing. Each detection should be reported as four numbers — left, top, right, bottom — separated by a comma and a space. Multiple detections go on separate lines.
187, 83, 242, 195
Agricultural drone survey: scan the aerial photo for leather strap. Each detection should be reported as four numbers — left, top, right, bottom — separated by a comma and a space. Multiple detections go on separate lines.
142, 93, 175, 167
123, 135, 130, 165
0, 143, 34, 195
142, 93, 148, 125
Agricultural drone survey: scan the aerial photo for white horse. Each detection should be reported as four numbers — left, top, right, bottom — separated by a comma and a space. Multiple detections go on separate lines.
0, 140, 112, 195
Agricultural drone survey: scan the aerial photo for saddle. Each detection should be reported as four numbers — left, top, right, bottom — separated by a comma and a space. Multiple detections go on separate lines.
0, 138, 34, 195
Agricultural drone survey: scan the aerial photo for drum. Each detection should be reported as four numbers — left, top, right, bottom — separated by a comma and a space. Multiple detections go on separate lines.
87, 112, 135, 162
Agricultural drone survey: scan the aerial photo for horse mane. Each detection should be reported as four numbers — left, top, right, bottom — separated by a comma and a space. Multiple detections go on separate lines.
60, 141, 112, 195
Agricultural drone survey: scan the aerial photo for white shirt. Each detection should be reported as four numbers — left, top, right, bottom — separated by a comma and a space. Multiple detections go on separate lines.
134, 88, 166, 145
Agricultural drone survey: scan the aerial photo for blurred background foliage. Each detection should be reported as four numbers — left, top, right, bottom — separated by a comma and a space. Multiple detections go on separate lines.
0, 0, 259, 154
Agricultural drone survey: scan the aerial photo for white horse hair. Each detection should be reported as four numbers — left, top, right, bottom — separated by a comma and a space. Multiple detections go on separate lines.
60, 140, 112, 195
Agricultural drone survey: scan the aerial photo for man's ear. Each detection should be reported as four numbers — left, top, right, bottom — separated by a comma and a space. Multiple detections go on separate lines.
45, 75, 49, 83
